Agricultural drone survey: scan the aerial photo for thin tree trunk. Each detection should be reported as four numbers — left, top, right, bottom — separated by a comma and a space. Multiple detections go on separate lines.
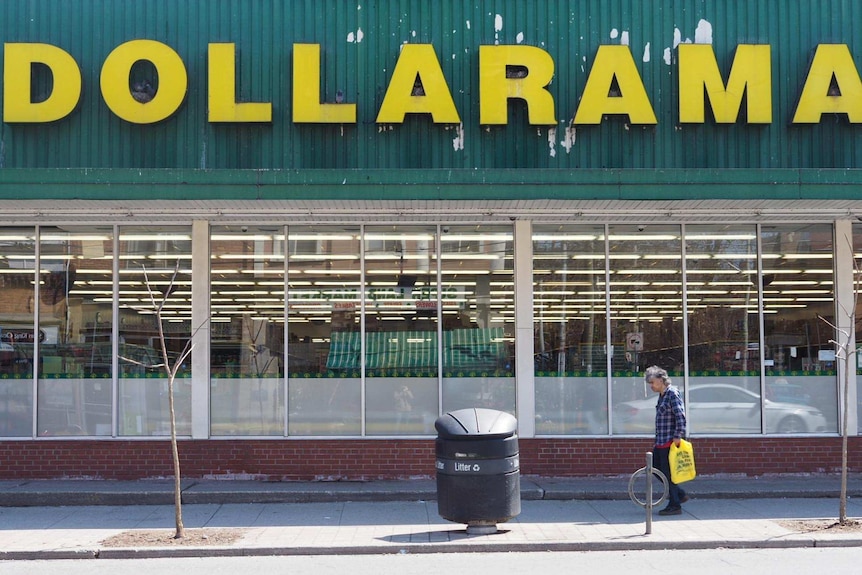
169, 373, 185, 538
840, 350, 849, 524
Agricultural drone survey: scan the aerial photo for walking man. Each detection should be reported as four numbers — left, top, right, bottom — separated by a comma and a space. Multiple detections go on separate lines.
645, 365, 689, 515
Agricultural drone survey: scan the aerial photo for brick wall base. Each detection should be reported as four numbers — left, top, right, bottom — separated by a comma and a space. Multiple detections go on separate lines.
1, 437, 859, 480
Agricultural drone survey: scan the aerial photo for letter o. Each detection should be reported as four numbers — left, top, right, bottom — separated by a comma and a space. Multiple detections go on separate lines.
100, 40, 187, 124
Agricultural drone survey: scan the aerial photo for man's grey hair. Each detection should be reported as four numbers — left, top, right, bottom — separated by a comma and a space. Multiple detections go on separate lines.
644, 365, 671, 385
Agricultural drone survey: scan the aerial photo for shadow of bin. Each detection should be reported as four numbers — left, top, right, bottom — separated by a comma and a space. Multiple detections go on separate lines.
435, 407, 520, 534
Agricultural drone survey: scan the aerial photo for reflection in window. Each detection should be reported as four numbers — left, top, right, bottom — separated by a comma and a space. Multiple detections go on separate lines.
685, 225, 762, 434
441, 225, 515, 415
287, 226, 361, 436
760, 224, 837, 433
855, 224, 862, 436
533, 225, 608, 434
210, 226, 285, 436
37, 227, 114, 436
364, 225, 439, 435
609, 225, 683, 434
117, 227, 192, 436
0, 228, 35, 437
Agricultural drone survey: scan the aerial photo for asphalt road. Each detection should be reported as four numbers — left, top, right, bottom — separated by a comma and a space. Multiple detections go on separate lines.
2, 548, 861, 575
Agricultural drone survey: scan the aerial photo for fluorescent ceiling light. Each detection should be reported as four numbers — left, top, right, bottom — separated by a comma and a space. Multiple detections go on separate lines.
288, 234, 356, 241
644, 254, 682, 260
365, 233, 435, 241
439, 234, 512, 241
783, 253, 833, 259
533, 234, 598, 241
289, 254, 357, 260
609, 234, 678, 241
685, 234, 756, 240
217, 254, 285, 260
119, 234, 191, 241
40, 234, 112, 241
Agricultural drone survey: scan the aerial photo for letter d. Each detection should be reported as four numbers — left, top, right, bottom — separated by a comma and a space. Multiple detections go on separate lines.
4, 43, 81, 122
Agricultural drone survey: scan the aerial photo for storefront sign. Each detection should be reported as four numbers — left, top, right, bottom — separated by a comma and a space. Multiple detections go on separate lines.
3, 40, 860, 126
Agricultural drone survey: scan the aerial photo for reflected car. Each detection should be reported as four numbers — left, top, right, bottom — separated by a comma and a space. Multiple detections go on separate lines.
613, 383, 828, 434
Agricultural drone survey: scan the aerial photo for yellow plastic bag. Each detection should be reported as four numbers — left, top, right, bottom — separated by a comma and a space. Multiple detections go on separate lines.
669, 439, 696, 484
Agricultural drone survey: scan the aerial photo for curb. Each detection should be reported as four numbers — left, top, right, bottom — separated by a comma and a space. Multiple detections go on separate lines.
3, 488, 861, 507
4, 537, 862, 561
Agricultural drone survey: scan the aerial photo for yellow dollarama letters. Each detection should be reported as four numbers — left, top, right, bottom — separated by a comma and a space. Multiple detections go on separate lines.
100, 40, 188, 124
293, 44, 356, 123
209, 44, 272, 123
679, 44, 772, 123
793, 44, 862, 123
478, 45, 556, 125
573, 45, 657, 125
3, 43, 81, 122
376, 44, 460, 124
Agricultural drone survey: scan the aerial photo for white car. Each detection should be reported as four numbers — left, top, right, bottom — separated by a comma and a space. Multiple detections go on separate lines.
613, 383, 829, 434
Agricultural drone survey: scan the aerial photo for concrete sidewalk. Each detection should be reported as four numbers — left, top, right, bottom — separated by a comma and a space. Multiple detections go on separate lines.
0, 474, 861, 560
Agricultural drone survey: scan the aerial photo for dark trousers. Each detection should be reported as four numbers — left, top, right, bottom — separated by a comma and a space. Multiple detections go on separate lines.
653, 446, 686, 507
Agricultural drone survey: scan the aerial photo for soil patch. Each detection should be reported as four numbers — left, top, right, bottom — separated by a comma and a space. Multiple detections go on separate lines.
778, 519, 862, 533
101, 528, 246, 547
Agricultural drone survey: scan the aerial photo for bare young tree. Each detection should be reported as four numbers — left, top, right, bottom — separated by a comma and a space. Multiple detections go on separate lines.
121, 263, 194, 539
818, 235, 859, 526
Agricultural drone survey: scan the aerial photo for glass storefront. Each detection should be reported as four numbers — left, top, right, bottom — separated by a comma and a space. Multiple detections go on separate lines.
287, 226, 362, 436
685, 225, 762, 433
440, 225, 515, 415
117, 227, 192, 436
609, 224, 685, 434
531, 223, 840, 437
0, 221, 848, 438
0, 228, 35, 437
363, 225, 438, 435
37, 227, 114, 436
533, 224, 608, 434
759, 224, 836, 433
210, 226, 285, 436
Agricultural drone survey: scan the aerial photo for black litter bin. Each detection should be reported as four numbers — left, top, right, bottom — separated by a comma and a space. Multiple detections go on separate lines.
435, 407, 520, 533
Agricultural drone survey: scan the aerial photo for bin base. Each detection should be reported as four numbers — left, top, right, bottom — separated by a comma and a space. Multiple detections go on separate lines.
466, 523, 498, 535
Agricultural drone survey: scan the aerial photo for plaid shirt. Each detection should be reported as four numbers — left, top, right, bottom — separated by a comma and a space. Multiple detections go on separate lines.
655, 385, 686, 446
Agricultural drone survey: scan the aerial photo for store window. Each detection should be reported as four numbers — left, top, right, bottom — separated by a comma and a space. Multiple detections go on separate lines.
0, 228, 36, 437
760, 224, 836, 433
36, 227, 114, 436
685, 225, 762, 433
210, 226, 285, 435
610, 225, 684, 434
364, 225, 439, 435
287, 226, 362, 436
854, 224, 862, 436
117, 227, 192, 436
440, 225, 515, 415
533, 224, 608, 434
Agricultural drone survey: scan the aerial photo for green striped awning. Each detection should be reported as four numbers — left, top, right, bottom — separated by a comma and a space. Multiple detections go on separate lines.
326, 331, 361, 370
325, 328, 506, 372
364, 331, 437, 370
443, 327, 505, 370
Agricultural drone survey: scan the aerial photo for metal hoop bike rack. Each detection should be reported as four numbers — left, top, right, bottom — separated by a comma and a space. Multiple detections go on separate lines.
628, 452, 668, 534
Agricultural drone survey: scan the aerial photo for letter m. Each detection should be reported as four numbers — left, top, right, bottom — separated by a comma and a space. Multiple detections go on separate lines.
679, 44, 772, 123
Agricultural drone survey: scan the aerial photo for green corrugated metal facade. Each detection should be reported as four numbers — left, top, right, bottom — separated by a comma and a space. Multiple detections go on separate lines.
1, 0, 861, 175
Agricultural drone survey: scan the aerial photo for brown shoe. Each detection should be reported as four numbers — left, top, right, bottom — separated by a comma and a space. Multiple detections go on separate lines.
680, 495, 690, 504
658, 506, 682, 516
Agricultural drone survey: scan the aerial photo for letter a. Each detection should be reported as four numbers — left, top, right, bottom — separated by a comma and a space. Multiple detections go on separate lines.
573, 45, 657, 125
793, 44, 862, 123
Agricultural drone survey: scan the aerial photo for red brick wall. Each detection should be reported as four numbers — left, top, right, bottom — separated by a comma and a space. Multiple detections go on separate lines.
0, 437, 859, 480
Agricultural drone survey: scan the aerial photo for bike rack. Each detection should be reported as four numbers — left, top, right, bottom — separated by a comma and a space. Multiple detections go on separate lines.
628, 451, 669, 534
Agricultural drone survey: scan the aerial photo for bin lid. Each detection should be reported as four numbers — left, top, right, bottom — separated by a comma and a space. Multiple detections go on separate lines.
435, 408, 517, 439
